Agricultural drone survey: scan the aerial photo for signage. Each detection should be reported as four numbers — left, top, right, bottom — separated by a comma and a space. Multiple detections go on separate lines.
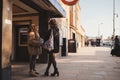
61, 0, 79, 5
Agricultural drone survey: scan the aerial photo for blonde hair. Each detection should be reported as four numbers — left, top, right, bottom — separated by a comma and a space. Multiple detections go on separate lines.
28, 24, 37, 32
49, 19, 57, 27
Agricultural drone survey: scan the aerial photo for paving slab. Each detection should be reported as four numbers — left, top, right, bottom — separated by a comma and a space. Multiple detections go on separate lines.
12, 47, 120, 80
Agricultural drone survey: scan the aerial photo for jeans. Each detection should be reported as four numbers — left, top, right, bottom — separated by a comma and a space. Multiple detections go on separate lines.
29, 55, 37, 71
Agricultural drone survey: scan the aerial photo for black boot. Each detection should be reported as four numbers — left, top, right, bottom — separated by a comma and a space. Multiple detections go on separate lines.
51, 68, 59, 77
44, 71, 49, 76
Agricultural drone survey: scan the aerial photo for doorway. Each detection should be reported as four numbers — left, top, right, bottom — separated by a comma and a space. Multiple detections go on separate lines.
13, 23, 30, 62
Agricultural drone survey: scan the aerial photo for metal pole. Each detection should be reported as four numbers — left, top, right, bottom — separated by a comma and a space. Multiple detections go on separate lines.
98, 23, 103, 38
98, 24, 100, 38
113, 0, 115, 38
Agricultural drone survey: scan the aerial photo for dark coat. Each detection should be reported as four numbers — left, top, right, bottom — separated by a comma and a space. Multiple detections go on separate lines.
44, 27, 59, 53
114, 37, 119, 45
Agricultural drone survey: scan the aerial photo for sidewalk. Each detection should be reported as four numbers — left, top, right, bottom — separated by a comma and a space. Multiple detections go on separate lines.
12, 47, 120, 80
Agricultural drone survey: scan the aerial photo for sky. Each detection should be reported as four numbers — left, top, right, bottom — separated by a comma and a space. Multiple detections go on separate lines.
80, 0, 120, 39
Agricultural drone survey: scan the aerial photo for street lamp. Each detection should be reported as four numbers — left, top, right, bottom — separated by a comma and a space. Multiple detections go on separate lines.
113, 0, 115, 39
113, 0, 119, 39
98, 23, 103, 38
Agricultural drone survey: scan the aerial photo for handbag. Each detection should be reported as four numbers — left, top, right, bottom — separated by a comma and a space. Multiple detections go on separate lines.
40, 37, 44, 44
43, 30, 54, 51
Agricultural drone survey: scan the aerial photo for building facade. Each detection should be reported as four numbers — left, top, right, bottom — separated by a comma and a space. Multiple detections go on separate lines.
0, 0, 86, 80
68, 2, 86, 51
53, 1, 86, 54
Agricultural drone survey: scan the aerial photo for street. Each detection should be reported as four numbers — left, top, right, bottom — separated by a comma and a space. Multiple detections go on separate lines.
12, 47, 120, 80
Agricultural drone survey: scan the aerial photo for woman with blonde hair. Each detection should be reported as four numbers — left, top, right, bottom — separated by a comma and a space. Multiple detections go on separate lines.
27, 24, 42, 77
44, 19, 59, 76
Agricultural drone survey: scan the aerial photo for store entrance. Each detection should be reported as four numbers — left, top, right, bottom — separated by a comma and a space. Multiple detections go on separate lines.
13, 24, 29, 62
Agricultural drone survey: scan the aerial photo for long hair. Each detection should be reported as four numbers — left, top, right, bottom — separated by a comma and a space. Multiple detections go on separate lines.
49, 19, 57, 28
28, 24, 36, 33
